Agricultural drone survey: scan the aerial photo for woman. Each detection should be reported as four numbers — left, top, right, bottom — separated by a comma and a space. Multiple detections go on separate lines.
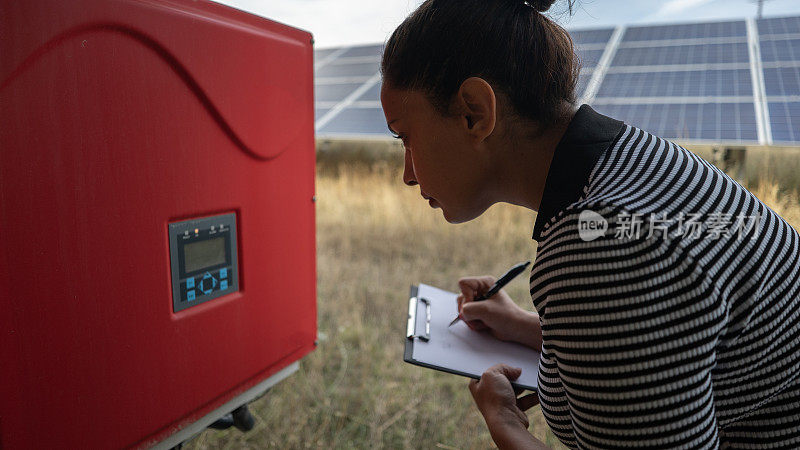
380, 0, 800, 448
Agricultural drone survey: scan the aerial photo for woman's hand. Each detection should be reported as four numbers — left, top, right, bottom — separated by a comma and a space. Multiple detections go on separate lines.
469, 364, 545, 449
457, 276, 542, 350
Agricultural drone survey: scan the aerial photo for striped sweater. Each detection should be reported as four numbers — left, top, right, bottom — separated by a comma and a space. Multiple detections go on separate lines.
528, 105, 800, 449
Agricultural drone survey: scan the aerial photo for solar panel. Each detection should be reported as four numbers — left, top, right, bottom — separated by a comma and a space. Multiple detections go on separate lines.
570, 28, 615, 45
355, 82, 382, 103
768, 101, 800, 143
315, 83, 365, 102
318, 107, 388, 136
623, 20, 746, 42
339, 44, 384, 58
758, 16, 800, 36
315, 108, 330, 121
315, 61, 380, 78
576, 48, 605, 68
759, 38, 800, 63
313, 15, 800, 144
763, 67, 800, 96
597, 69, 752, 98
592, 102, 758, 142
612, 42, 750, 66
314, 48, 338, 61
577, 71, 592, 98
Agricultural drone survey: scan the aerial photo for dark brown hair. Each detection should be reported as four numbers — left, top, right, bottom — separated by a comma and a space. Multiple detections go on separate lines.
381, 0, 579, 127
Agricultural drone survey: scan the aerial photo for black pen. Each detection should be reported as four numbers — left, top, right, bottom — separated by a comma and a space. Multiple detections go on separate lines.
448, 260, 531, 327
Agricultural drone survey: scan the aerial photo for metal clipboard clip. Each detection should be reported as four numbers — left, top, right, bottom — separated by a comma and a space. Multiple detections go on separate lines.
406, 296, 431, 342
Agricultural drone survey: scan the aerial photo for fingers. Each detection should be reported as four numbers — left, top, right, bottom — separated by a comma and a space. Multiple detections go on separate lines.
466, 319, 489, 332
485, 363, 522, 381
458, 276, 497, 301
516, 393, 540, 412
498, 364, 522, 380
461, 301, 493, 331
461, 300, 491, 322
472, 364, 522, 388
458, 277, 503, 329
469, 366, 531, 429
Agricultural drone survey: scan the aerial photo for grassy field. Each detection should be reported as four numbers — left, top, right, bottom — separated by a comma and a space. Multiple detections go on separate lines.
187, 145, 800, 449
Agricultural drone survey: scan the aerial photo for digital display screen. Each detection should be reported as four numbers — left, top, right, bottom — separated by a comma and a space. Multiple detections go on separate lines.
184, 237, 226, 273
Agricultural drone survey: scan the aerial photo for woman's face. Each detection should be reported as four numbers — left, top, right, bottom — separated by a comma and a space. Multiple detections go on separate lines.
380, 84, 493, 223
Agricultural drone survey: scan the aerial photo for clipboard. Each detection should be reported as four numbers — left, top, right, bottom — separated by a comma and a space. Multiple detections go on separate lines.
404, 283, 540, 391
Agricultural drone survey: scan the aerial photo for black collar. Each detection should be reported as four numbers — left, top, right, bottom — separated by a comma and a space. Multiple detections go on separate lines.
531, 104, 625, 242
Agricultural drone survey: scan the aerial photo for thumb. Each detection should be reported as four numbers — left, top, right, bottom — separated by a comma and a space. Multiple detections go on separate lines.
504, 366, 523, 381
468, 378, 479, 396
492, 364, 522, 381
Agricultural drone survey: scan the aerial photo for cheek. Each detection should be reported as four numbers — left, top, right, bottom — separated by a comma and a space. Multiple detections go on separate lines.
411, 149, 442, 190
410, 124, 462, 193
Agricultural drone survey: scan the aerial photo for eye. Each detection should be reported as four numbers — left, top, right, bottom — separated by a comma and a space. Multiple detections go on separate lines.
392, 132, 409, 147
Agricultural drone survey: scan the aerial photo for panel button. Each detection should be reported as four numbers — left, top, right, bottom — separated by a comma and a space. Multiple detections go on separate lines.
201, 271, 217, 295
186, 277, 195, 289
187, 290, 196, 301
219, 268, 227, 279
220, 280, 228, 290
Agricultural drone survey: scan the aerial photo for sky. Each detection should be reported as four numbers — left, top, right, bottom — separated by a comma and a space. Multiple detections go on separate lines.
211, 0, 800, 49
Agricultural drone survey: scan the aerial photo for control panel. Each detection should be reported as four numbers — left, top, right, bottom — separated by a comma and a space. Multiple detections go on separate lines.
168, 213, 239, 312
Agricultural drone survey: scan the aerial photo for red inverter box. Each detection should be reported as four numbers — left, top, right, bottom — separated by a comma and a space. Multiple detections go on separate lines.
0, 0, 317, 448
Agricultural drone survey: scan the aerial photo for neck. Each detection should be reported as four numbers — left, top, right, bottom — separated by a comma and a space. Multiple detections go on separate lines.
488, 103, 578, 212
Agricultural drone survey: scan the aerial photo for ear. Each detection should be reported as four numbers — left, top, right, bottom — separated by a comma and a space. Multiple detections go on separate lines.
455, 77, 497, 141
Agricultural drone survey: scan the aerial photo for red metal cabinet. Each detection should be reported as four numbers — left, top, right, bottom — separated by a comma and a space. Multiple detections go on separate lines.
0, 0, 317, 447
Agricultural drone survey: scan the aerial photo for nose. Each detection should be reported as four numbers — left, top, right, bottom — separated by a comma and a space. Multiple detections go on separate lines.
403, 148, 418, 186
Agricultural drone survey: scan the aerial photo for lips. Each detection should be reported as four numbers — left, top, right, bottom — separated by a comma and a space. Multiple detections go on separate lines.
421, 191, 438, 208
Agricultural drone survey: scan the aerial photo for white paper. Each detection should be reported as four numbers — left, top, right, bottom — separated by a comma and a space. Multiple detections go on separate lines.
410, 283, 540, 391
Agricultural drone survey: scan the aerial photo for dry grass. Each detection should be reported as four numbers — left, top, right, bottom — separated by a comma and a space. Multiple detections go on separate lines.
186, 148, 800, 450
742, 166, 800, 229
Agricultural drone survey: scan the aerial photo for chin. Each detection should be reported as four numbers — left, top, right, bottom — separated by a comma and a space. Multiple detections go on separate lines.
441, 206, 480, 224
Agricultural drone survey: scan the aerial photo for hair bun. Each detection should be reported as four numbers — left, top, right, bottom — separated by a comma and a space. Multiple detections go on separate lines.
529, 0, 556, 12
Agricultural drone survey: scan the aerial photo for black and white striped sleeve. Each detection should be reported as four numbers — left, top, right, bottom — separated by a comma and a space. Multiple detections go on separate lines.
531, 206, 729, 449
